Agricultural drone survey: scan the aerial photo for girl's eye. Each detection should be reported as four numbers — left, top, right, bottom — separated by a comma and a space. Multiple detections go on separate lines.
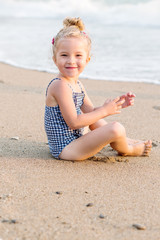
76, 54, 82, 57
61, 54, 67, 56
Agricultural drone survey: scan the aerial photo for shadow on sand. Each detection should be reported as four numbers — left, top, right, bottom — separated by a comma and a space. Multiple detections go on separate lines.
0, 138, 132, 163
0, 138, 51, 160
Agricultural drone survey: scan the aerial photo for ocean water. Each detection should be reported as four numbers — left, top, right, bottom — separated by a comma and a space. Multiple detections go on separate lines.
0, 0, 160, 84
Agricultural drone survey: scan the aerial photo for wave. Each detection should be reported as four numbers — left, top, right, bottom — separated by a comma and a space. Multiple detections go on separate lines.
1, 58, 159, 85
0, 0, 160, 26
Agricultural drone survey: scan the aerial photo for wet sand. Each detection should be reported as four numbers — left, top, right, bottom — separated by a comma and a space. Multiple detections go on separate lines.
0, 62, 160, 240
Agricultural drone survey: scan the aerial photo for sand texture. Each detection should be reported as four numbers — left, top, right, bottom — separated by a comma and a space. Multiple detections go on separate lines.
0, 63, 160, 240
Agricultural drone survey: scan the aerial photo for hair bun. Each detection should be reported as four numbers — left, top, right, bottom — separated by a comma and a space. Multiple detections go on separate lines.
63, 17, 85, 31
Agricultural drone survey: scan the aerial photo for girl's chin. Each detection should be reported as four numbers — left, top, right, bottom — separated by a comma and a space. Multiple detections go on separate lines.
62, 73, 79, 79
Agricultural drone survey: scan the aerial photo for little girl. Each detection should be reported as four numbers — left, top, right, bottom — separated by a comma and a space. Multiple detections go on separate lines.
44, 17, 152, 161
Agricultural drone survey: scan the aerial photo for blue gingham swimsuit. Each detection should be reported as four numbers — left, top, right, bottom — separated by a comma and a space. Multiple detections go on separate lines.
44, 78, 85, 159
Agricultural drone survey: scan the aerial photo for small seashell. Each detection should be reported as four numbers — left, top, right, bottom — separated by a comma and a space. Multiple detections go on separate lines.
0, 194, 12, 200
10, 136, 19, 140
98, 214, 105, 219
55, 191, 62, 195
2, 219, 18, 224
132, 224, 146, 230
86, 203, 93, 207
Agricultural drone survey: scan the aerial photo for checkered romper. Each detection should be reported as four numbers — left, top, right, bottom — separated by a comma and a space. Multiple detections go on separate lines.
44, 78, 85, 159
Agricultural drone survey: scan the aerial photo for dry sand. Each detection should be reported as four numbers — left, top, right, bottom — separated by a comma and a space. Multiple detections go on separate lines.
0, 62, 160, 240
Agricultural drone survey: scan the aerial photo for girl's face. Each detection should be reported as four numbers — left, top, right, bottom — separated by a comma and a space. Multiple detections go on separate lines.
53, 37, 90, 81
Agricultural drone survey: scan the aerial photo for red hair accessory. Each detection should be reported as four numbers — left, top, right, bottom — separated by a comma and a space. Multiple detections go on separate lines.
81, 31, 88, 38
52, 38, 54, 45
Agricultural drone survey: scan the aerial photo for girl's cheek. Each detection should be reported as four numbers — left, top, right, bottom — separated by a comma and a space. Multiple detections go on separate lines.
79, 59, 85, 65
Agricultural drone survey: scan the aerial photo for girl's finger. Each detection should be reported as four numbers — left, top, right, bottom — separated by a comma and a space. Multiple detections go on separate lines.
113, 96, 120, 103
117, 99, 125, 105
127, 92, 136, 97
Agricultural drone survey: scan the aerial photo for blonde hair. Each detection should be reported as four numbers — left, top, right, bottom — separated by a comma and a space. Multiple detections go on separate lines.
52, 17, 91, 57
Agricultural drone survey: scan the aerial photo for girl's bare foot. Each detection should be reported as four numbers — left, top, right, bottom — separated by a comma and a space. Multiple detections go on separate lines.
119, 140, 152, 157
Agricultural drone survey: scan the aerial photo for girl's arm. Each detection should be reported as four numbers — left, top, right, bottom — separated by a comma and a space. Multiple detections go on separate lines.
50, 80, 123, 130
80, 89, 107, 130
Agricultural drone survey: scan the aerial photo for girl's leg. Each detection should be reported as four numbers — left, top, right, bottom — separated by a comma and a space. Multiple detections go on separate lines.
59, 122, 152, 161
90, 119, 144, 145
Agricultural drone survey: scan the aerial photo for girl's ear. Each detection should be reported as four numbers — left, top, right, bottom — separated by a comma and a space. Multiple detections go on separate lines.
86, 56, 91, 64
53, 56, 56, 65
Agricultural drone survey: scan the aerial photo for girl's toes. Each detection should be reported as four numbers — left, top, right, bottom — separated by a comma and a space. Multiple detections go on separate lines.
145, 140, 152, 148
147, 140, 152, 146
143, 140, 152, 156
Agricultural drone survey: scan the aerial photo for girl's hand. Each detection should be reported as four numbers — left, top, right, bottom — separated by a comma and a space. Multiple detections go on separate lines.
118, 92, 136, 108
103, 97, 125, 116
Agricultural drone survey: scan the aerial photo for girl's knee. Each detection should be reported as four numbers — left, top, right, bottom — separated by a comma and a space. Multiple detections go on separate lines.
110, 122, 126, 139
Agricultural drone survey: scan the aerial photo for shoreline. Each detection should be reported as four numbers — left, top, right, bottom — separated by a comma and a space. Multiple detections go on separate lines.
0, 62, 160, 239
1, 61, 159, 86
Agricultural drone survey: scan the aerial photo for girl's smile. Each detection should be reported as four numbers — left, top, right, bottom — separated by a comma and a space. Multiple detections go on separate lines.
66, 67, 78, 69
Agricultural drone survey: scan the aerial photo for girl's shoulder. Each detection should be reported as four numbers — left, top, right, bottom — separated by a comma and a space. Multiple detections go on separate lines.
46, 78, 59, 96
47, 77, 64, 91
47, 78, 74, 97
47, 77, 61, 88
45, 78, 72, 107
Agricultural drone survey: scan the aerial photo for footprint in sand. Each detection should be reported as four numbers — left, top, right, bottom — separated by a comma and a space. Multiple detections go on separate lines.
152, 141, 159, 147
153, 106, 160, 111
88, 156, 128, 163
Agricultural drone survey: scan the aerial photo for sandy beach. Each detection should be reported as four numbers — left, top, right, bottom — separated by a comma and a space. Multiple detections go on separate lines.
0, 62, 160, 240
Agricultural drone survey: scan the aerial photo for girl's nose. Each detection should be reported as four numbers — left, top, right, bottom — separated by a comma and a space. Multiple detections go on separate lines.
67, 56, 75, 64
